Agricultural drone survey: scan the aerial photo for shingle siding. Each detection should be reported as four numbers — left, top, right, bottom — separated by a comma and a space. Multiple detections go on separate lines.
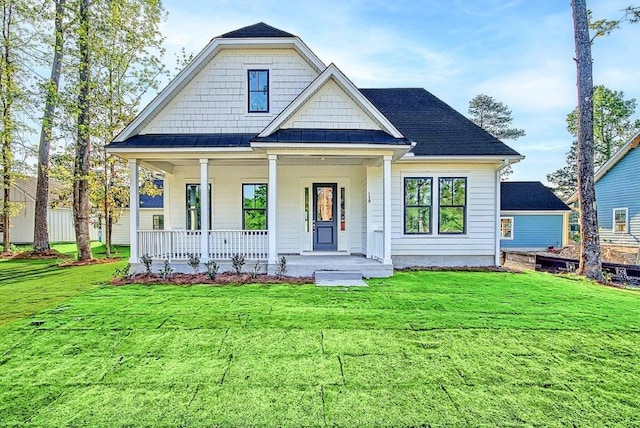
596, 145, 640, 248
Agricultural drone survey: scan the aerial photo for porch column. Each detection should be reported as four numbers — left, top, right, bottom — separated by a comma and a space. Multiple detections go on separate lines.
268, 154, 277, 265
128, 159, 139, 263
200, 159, 209, 262
383, 155, 392, 265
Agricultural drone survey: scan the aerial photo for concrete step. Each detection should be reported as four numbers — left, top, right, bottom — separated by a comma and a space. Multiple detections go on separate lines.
315, 270, 367, 287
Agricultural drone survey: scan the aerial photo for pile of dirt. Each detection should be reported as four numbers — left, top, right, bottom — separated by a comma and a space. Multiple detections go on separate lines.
559, 246, 633, 265
10, 249, 71, 259
112, 271, 314, 286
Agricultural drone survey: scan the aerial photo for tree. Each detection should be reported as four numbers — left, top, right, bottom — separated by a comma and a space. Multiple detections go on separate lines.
547, 86, 640, 199
33, 0, 65, 253
468, 94, 525, 179
572, 0, 602, 281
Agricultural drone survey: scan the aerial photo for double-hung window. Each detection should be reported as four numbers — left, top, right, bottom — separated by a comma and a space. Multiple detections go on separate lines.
242, 184, 267, 230
439, 177, 466, 234
152, 215, 164, 230
404, 177, 432, 234
500, 217, 513, 239
248, 70, 269, 113
613, 208, 628, 233
186, 184, 211, 230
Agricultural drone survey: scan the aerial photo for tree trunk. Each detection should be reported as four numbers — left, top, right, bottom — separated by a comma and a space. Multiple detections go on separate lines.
1, 1, 13, 253
572, 0, 602, 280
73, 0, 92, 261
33, 0, 65, 252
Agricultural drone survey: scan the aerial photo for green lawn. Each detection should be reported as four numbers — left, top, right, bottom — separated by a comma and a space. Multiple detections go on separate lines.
1, 249, 640, 427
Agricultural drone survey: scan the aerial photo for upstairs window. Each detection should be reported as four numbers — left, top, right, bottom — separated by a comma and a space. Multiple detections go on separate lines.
614, 208, 628, 233
248, 70, 269, 113
439, 177, 467, 234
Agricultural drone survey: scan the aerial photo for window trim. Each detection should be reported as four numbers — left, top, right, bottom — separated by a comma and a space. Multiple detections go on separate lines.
185, 183, 211, 230
500, 216, 514, 240
613, 207, 628, 233
438, 177, 467, 235
403, 176, 433, 235
247, 69, 269, 113
242, 183, 268, 230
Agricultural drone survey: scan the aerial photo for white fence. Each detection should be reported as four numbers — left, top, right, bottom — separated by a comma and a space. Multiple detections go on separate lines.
137, 230, 268, 260
371, 228, 384, 261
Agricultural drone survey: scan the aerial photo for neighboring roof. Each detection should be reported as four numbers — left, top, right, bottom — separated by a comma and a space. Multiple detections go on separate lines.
360, 88, 522, 157
252, 129, 409, 145
566, 130, 640, 204
13, 177, 70, 208
116, 134, 254, 148
219, 22, 296, 39
140, 179, 163, 209
501, 181, 570, 211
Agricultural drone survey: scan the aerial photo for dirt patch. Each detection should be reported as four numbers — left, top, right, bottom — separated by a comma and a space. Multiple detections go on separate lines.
7, 249, 71, 259
559, 245, 634, 264
112, 271, 314, 286
59, 257, 121, 267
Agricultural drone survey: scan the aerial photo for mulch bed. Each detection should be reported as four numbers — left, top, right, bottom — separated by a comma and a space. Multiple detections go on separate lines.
58, 257, 122, 267
112, 271, 314, 286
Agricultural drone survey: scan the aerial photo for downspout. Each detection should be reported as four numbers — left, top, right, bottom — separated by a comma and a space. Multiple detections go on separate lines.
495, 159, 510, 266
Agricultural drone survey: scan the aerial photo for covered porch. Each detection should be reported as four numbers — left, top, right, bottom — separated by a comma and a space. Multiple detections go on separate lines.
123, 146, 402, 277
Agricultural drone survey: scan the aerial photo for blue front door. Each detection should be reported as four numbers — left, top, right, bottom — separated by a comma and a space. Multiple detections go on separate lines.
313, 183, 337, 251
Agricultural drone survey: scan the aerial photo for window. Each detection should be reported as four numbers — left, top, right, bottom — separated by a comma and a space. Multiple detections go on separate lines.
186, 184, 211, 230
614, 208, 628, 233
243, 184, 267, 230
152, 215, 164, 230
340, 187, 346, 231
439, 177, 466, 234
248, 70, 269, 112
404, 177, 432, 234
500, 217, 513, 239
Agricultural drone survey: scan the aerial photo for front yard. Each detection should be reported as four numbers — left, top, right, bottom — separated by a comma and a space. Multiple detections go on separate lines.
1, 247, 639, 426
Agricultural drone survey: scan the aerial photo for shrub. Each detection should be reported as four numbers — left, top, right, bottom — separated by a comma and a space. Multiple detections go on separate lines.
159, 259, 174, 282
112, 263, 131, 279
187, 253, 200, 273
205, 260, 219, 280
231, 253, 245, 275
275, 256, 287, 278
140, 254, 153, 274
250, 261, 261, 279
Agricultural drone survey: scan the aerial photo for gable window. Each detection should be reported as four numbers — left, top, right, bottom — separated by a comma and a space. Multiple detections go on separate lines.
500, 217, 513, 239
404, 177, 432, 234
613, 208, 628, 233
243, 184, 267, 230
248, 70, 269, 113
152, 215, 164, 230
186, 184, 211, 230
439, 177, 466, 234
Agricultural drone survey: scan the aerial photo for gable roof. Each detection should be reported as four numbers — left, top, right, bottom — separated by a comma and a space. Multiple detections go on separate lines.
259, 64, 404, 139
219, 22, 296, 38
361, 88, 522, 157
501, 181, 570, 211
13, 177, 71, 208
565, 130, 640, 204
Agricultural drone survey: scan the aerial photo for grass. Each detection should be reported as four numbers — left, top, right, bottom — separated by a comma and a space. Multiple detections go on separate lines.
1, 247, 640, 426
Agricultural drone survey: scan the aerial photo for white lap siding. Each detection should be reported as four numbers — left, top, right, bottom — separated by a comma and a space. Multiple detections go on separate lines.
388, 162, 498, 266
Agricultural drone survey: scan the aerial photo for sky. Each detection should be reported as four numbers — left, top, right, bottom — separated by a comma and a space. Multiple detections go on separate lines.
157, 0, 640, 184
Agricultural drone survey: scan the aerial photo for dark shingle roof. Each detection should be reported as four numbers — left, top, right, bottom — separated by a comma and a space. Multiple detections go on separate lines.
116, 134, 255, 148
360, 88, 521, 157
501, 181, 570, 211
252, 129, 409, 145
219, 22, 295, 39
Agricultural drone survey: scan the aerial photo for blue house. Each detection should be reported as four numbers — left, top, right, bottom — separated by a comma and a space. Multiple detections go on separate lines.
568, 131, 640, 249
500, 181, 570, 250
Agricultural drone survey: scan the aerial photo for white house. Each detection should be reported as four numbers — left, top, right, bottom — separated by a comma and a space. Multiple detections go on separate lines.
106, 23, 522, 277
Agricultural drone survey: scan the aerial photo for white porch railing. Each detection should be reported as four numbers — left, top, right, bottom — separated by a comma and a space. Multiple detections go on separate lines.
137, 230, 268, 260
371, 228, 384, 261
